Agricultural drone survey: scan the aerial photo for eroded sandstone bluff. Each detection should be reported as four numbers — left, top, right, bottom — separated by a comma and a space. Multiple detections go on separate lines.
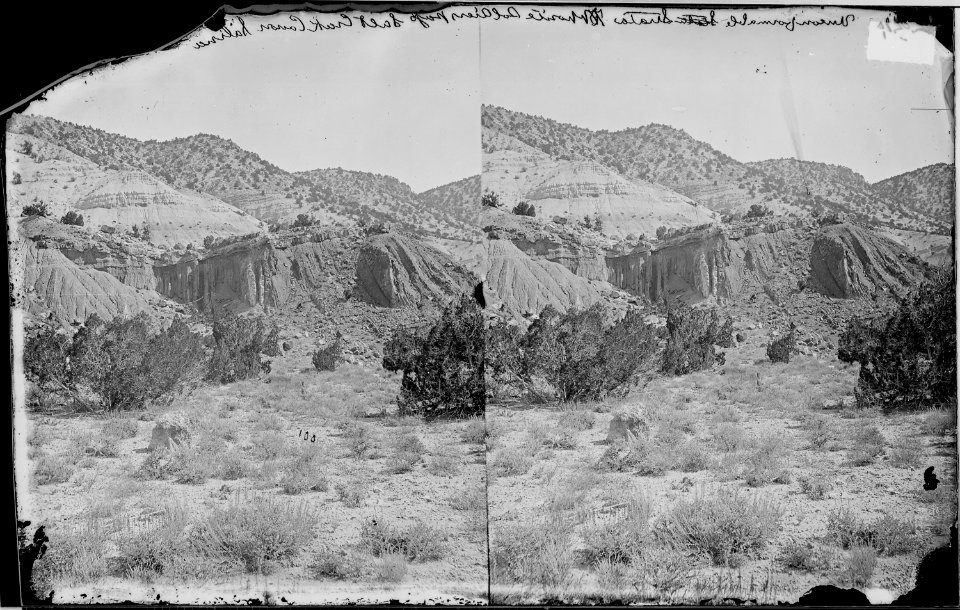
18, 219, 477, 325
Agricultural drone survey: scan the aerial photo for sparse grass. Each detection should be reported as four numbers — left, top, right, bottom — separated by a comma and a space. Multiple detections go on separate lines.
713, 405, 742, 423
197, 494, 318, 574
449, 486, 486, 512
334, 480, 367, 507
102, 417, 138, 440
359, 518, 444, 562
802, 414, 837, 450
426, 454, 460, 477
920, 409, 956, 436
558, 409, 596, 432
579, 499, 651, 565
32, 522, 109, 590
255, 411, 286, 432
385, 431, 427, 474
491, 447, 534, 477
492, 520, 577, 591
251, 431, 288, 461
526, 421, 577, 450
847, 425, 885, 466
742, 433, 792, 487
779, 540, 820, 571
889, 435, 924, 469
280, 452, 329, 494
598, 435, 673, 476
844, 545, 876, 588
676, 440, 710, 472
375, 553, 408, 583
711, 422, 745, 452
461, 417, 488, 444
798, 476, 832, 500
656, 488, 783, 567
826, 508, 919, 555
70, 430, 120, 458
219, 453, 251, 480
34, 455, 74, 485
342, 422, 378, 459
310, 547, 364, 581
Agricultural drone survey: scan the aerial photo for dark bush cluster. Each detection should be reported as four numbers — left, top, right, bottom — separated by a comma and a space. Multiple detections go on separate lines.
766, 324, 797, 363
511, 201, 536, 217
487, 303, 660, 403
661, 303, 733, 375
745, 204, 773, 219
22, 202, 49, 217
383, 294, 485, 419
839, 269, 956, 411
60, 211, 84, 226
24, 314, 204, 412
312, 333, 342, 372
481, 191, 500, 208
206, 315, 280, 383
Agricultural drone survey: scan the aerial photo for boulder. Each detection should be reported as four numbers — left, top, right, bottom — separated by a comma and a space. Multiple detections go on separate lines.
148, 410, 192, 451
606, 407, 649, 444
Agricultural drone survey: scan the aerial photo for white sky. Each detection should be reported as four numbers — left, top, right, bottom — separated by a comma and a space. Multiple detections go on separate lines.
481, 6, 954, 183
26, 11, 480, 193
24, 7, 953, 189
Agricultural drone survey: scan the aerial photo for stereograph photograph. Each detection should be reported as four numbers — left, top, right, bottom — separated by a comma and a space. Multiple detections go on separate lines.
6, 2, 958, 607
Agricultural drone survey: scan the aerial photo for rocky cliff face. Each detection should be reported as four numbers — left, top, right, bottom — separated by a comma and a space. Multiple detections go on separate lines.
808, 223, 924, 299
354, 233, 476, 308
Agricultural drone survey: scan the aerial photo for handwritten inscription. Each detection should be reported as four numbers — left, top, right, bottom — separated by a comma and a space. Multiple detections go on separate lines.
193, 7, 857, 49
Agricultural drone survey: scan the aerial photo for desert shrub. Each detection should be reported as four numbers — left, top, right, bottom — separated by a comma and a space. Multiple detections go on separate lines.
889, 435, 923, 468
766, 324, 797, 363
312, 334, 342, 372
558, 409, 596, 431
512, 200, 536, 217
113, 508, 207, 579
25, 314, 203, 412
656, 488, 783, 566
12, 171, 21, 185
840, 270, 956, 411
579, 500, 651, 565
847, 425, 885, 466
661, 304, 733, 376
280, 454, 329, 494
491, 447, 534, 477
206, 315, 279, 383
375, 553, 408, 583
311, 547, 364, 581
383, 294, 485, 419
826, 508, 918, 555
527, 422, 577, 449
252, 431, 288, 460
597, 436, 672, 476
359, 519, 444, 562
60, 211, 84, 226
102, 417, 138, 439
427, 454, 460, 477
22, 202, 49, 217
798, 476, 832, 500
481, 190, 500, 208
838, 317, 883, 364
71, 430, 120, 458
341, 423, 377, 459
844, 546, 877, 587
197, 495, 317, 573
803, 415, 836, 449
460, 417, 488, 444
779, 540, 820, 572
676, 441, 709, 472
920, 409, 957, 436
745, 204, 773, 219
492, 521, 576, 590
516, 304, 659, 402
711, 422, 744, 452
334, 480, 367, 507
33, 456, 74, 485
742, 434, 791, 487
219, 453, 251, 480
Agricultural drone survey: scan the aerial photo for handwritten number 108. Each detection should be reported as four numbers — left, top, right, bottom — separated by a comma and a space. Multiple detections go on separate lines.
298, 429, 317, 443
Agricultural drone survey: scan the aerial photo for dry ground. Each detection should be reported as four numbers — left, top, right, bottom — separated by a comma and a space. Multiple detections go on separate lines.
21, 350, 488, 604
486, 329, 957, 604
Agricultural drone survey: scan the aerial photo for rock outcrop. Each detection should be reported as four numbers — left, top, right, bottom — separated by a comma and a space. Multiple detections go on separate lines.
75, 170, 265, 248
353, 232, 476, 308
483, 239, 604, 318
808, 223, 923, 299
